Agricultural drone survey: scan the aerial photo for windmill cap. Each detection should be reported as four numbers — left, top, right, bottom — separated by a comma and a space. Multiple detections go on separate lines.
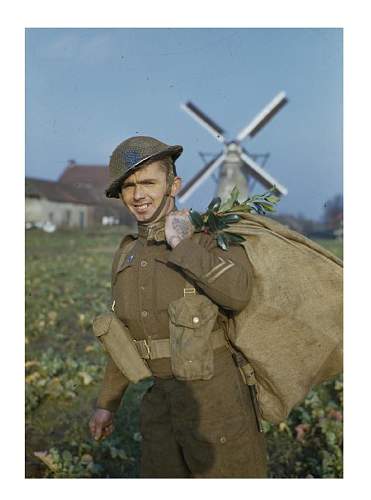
106, 135, 183, 198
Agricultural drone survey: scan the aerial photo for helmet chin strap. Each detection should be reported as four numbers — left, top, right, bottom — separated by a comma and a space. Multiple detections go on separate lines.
138, 168, 175, 225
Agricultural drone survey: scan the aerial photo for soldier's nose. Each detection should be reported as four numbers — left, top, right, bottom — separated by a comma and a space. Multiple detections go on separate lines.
133, 186, 145, 200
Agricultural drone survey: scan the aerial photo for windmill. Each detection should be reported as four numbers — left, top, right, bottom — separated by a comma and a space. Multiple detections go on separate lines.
178, 92, 289, 204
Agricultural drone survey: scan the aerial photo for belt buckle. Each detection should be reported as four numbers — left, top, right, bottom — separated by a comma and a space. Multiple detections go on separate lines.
143, 339, 151, 359
184, 287, 196, 297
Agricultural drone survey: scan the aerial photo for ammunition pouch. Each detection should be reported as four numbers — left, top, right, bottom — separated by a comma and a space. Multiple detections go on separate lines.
92, 312, 152, 384
168, 294, 219, 380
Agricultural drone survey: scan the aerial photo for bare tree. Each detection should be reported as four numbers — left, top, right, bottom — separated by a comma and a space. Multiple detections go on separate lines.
323, 194, 343, 230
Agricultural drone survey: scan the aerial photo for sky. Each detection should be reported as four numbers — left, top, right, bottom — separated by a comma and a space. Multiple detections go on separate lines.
25, 28, 342, 220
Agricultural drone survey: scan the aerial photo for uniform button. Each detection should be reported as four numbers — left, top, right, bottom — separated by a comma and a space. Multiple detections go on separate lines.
140, 285, 145, 290
220, 436, 227, 444
141, 310, 148, 318
140, 260, 148, 267
192, 316, 200, 325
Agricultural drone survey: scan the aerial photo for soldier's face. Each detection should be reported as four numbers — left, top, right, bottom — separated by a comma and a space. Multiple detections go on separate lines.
120, 161, 181, 222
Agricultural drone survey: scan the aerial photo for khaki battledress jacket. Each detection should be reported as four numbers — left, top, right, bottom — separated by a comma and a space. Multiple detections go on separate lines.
97, 220, 252, 410
96, 219, 267, 477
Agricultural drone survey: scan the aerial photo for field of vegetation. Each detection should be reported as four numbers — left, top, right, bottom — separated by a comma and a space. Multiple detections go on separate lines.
25, 226, 343, 478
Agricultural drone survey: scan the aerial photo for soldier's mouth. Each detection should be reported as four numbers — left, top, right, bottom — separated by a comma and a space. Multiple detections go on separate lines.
134, 203, 152, 213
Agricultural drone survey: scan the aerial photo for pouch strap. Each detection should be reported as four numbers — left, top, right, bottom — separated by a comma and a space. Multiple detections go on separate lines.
183, 276, 197, 297
134, 329, 226, 360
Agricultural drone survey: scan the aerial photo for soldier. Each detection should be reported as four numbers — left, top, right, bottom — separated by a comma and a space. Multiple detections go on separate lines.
89, 136, 267, 478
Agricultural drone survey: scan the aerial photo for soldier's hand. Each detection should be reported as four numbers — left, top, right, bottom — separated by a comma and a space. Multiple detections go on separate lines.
165, 209, 195, 248
89, 408, 114, 441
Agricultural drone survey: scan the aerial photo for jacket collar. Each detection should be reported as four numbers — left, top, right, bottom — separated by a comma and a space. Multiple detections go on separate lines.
136, 217, 166, 242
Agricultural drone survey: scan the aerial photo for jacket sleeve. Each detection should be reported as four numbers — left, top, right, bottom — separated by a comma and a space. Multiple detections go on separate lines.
96, 353, 130, 413
166, 233, 253, 312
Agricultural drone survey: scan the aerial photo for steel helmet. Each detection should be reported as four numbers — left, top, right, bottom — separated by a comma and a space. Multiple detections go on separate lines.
105, 135, 183, 199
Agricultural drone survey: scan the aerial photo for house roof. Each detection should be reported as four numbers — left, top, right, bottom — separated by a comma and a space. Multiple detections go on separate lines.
25, 177, 102, 205
58, 164, 109, 188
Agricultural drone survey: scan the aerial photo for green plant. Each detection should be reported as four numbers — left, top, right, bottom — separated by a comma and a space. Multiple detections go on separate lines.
189, 186, 280, 250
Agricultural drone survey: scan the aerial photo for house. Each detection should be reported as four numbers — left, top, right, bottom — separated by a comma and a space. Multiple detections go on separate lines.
25, 161, 134, 229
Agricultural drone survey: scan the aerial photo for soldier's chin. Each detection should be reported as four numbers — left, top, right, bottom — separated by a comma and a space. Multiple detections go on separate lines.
132, 204, 155, 221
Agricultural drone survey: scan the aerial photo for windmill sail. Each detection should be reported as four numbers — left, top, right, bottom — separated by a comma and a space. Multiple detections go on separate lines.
236, 92, 288, 142
241, 150, 288, 196
181, 101, 226, 143
177, 152, 225, 203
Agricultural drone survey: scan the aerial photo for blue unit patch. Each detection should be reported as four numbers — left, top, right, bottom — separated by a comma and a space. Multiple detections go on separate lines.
123, 150, 142, 168
127, 254, 134, 263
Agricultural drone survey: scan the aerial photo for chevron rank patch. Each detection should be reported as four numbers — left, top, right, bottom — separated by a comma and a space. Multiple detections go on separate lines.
203, 256, 236, 283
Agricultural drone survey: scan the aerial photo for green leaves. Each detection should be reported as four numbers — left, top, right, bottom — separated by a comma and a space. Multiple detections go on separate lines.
216, 232, 246, 251
240, 187, 281, 215
219, 186, 240, 211
189, 209, 204, 230
221, 214, 241, 224
207, 197, 221, 212
224, 232, 246, 243
265, 194, 280, 204
207, 212, 219, 232
217, 233, 229, 250
189, 186, 280, 250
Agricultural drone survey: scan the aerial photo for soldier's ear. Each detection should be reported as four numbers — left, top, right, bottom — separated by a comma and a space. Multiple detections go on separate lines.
171, 176, 182, 197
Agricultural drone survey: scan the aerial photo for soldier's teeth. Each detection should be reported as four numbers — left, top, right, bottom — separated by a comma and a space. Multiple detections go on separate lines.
136, 204, 149, 210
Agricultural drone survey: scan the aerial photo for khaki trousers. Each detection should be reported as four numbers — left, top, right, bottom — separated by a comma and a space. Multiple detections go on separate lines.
139, 347, 268, 478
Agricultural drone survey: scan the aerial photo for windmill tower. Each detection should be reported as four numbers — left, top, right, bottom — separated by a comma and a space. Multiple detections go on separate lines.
178, 92, 289, 203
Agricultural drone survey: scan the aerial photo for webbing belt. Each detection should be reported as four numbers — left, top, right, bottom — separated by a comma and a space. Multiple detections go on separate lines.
134, 329, 226, 360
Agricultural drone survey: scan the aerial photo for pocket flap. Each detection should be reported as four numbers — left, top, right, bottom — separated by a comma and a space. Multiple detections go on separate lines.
92, 313, 114, 338
115, 255, 135, 275
168, 295, 218, 328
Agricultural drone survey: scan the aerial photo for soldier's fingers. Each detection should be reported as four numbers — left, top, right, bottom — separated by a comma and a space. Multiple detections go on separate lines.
99, 427, 112, 441
94, 424, 103, 440
89, 419, 96, 435
103, 424, 114, 436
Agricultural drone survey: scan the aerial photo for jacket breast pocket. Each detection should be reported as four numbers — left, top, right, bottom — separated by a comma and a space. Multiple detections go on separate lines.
153, 258, 186, 312
168, 295, 219, 381
112, 258, 136, 321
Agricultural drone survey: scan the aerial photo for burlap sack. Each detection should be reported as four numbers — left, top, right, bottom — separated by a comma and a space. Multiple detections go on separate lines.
225, 212, 343, 424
